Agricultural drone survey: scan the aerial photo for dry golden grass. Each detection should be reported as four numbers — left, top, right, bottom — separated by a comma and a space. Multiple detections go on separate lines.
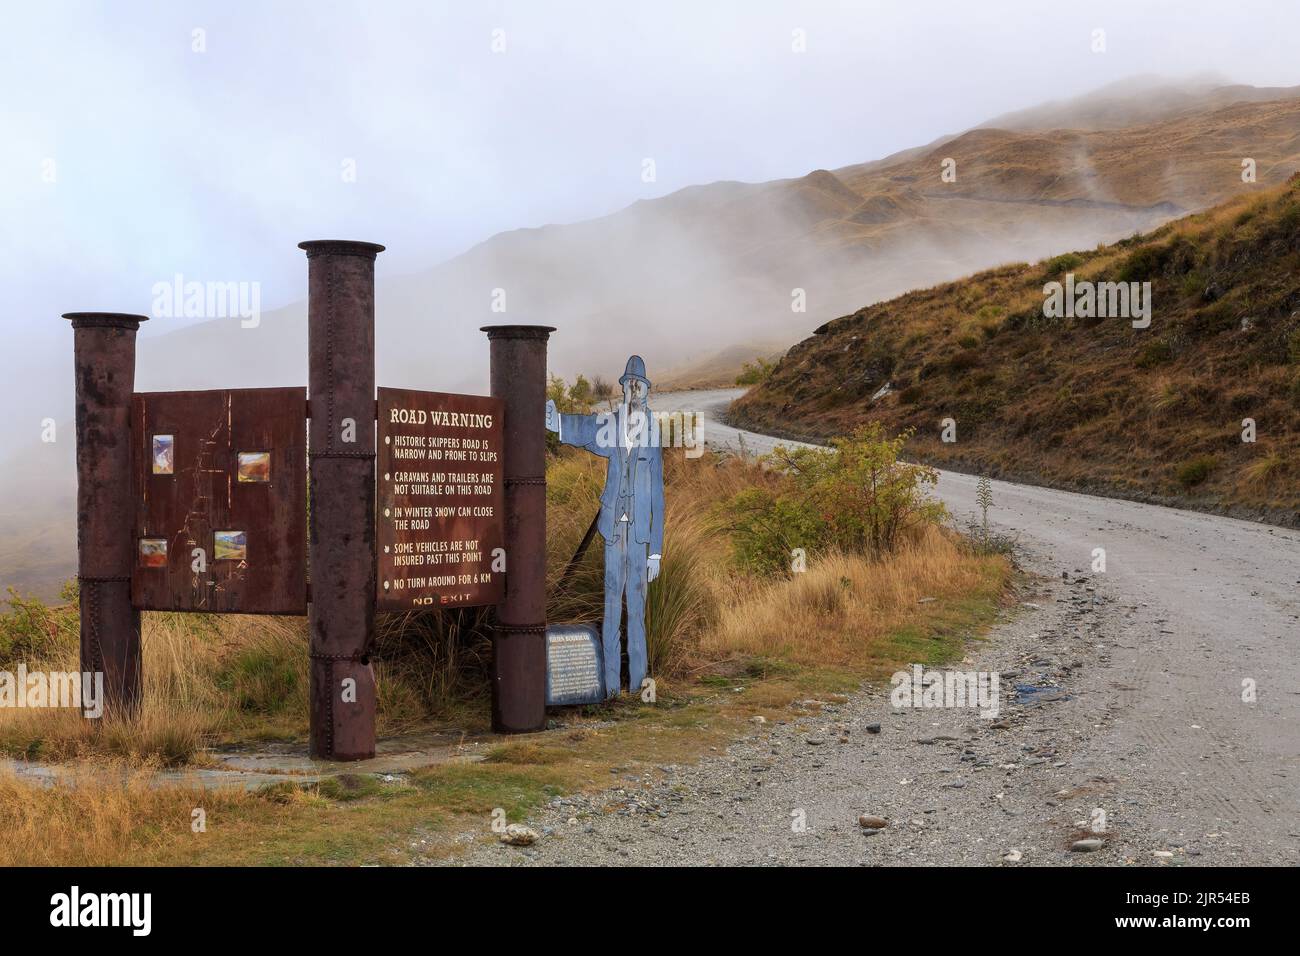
0, 613, 242, 764
0, 767, 257, 866
0, 704, 214, 768
0, 583, 502, 763
708, 525, 1003, 670
0, 610, 418, 763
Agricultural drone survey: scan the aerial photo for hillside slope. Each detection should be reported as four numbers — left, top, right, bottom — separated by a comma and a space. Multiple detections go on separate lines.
732, 176, 1300, 524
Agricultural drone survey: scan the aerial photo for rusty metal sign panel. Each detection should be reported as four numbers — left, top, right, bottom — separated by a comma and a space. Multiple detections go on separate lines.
376, 387, 505, 611
131, 387, 308, 614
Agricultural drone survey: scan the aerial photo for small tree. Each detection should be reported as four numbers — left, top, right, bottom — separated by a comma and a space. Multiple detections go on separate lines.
545, 375, 600, 454
735, 356, 778, 386
721, 423, 945, 574
590, 375, 616, 405
776, 425, 944, 556
569, 374, 593, 406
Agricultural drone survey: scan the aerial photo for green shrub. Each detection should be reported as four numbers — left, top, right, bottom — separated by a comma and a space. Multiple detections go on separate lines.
1176, 456, 1217, 488
1135, 339, 1173, 368
720, 486, 825, 577
0, 583, 78, 668
1044, 252, 1084, 276
1179, 270, 1208, 299
790, 424, 946, 555
216, 644, 302, 714
545, 374, 601, 454
723, 424, 945, 577
947, 350, 981, 373
1287, 328, 1300, 364
735, 356, 778, 386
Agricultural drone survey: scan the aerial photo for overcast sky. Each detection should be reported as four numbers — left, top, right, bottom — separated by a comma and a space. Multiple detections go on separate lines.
2, 0, 1299, 441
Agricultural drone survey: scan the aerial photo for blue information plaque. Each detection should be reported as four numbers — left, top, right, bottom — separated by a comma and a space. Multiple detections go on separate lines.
546, 624, 607, 706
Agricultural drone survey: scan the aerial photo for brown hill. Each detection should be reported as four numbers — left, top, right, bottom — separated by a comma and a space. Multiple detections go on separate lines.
731, 176, 1300, 524
981, 74, 1300, 132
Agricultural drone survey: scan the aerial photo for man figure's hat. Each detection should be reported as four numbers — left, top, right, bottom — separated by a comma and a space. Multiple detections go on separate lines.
619, 354, 651, 389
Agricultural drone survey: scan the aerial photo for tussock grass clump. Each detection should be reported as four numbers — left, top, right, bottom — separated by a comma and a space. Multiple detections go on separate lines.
0, 767, 258, 866
0, 593, 476, 762
1176, 455, 1217, 488
706, 525, 1002, 672
0, 611, 309, 764
1243, 450, 1288, 488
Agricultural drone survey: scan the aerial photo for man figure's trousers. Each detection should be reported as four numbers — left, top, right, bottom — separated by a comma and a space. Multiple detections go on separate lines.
602, 521, 648, 697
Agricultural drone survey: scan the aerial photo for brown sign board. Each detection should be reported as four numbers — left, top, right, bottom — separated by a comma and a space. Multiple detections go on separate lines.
376, 387, 505, 611
131, 387, 308, 614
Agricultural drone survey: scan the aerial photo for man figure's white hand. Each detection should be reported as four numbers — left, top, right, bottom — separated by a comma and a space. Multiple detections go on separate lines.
544, 398, 560, 434
647, 554, 661, 582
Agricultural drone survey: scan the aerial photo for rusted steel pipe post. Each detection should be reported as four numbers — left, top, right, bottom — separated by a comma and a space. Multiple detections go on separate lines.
482, 324, 555, 733
300, 240, 384, 760
62, 312, 148, 717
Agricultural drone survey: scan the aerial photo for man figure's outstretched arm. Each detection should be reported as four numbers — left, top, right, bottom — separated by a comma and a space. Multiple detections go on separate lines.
545, 399, 613, 457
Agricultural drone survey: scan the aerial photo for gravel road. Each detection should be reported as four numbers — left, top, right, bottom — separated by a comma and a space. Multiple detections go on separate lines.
453, 389, 1300, 866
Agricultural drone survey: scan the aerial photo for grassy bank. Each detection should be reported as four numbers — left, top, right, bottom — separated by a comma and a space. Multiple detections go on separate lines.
733, 174, 1300, 523
1, 437, 1012, 865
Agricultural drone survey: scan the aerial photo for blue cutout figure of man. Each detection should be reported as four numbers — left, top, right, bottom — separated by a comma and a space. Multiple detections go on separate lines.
545, 356, 664, 698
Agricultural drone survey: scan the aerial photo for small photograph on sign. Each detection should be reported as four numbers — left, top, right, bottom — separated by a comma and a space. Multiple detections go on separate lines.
237, 451, 271, 483
213, 530, 247, 561
138, 538, 168, 568
151, 435, 174, 475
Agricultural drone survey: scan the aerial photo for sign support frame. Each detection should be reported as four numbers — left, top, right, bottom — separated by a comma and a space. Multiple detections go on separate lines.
482, 324, 555, 734
62, 248, 559, 754
63, 312, 148, 718
301, 239, 385, 760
